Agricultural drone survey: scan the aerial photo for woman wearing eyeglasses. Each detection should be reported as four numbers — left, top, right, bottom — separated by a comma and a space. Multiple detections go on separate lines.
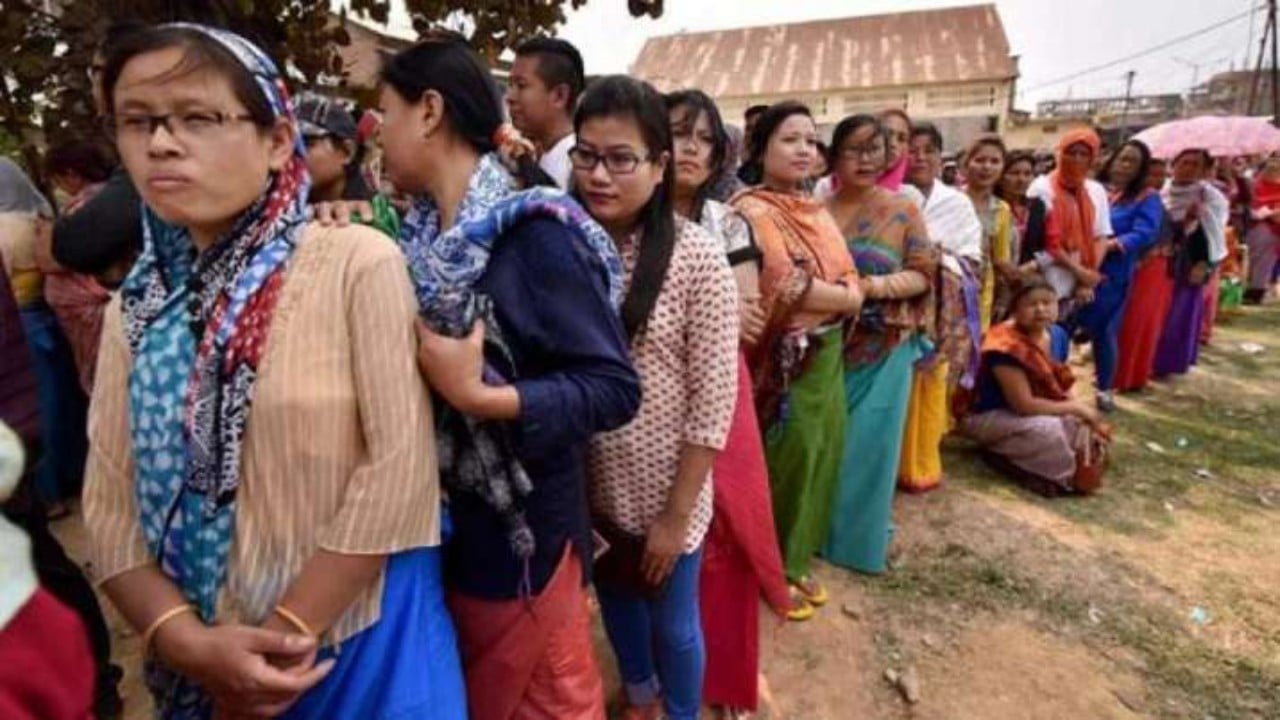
732, 102, 863, 620
821, 115, 933, 576
81, 25, 467, 719
573, 76, 739, 720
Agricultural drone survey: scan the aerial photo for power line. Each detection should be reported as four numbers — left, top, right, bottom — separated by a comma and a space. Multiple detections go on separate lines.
1018, 5, 1262, 96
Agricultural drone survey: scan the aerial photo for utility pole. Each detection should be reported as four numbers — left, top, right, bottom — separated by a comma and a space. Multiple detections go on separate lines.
1248, 2, 1272, 116
1119, 70, 1136, 143
1264, 0, 1274, 125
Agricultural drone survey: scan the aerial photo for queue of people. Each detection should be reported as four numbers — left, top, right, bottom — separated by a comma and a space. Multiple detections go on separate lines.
0, 19, 1252, 720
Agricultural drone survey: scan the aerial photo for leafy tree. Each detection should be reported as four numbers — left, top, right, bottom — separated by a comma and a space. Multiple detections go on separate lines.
0, 0, 663, 183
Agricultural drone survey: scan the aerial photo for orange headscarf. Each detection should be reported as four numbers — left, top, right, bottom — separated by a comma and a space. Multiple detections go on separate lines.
1048, 128, 1101, 269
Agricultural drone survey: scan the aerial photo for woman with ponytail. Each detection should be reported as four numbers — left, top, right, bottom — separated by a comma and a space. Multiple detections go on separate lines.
377, 33, 642, 719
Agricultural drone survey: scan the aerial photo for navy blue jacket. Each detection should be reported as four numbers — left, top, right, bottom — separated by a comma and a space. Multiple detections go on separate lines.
442, 217, 640, 599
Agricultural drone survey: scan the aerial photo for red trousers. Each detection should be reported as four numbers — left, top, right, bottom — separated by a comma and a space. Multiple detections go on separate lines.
447, 547, 604, 720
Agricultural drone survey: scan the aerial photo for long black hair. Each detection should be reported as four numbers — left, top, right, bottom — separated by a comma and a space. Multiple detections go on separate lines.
827, 114, 886, 171
381, 31, 550, 187
740, 101, 813, 186
575, 75, 676, 340
664, 88, 733, 221
1098, 139, 1154, 203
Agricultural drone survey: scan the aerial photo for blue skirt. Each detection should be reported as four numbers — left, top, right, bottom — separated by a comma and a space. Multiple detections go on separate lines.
823, 338, 924, 574
282, 548, 467, 720
19, 305, 87, 504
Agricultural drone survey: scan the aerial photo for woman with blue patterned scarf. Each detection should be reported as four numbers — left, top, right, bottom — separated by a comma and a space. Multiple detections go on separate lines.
375, 33, 640, 720
81, 24, 465, 719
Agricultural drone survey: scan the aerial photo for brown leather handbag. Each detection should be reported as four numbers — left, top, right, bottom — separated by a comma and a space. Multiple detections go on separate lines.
1072, 425, 1111, 494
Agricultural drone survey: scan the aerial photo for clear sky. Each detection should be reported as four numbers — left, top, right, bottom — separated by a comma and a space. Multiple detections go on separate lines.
372, 0, 1256, 113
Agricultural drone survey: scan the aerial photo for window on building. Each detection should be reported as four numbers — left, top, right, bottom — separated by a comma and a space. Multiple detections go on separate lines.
925, 85, 997, 112
842, 91, 909, 115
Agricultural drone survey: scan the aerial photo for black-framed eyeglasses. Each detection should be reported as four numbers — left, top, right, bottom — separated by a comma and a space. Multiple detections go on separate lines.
105, 110, 259, 144
840, 142, 886, 160
568, 145, 649, 175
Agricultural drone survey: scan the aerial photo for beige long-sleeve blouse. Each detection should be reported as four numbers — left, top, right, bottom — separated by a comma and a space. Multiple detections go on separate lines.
82, 223, 439, 644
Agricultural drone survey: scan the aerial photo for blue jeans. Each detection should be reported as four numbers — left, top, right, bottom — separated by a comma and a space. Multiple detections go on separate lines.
597, 548, 705, 720
1078, 279, 1130, 392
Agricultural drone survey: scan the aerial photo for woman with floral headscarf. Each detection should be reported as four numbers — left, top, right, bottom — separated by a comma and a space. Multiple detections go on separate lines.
81, 24, 465, 719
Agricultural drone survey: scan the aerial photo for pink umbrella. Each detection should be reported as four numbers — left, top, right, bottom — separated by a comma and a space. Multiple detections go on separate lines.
1133, 115, 1280, 158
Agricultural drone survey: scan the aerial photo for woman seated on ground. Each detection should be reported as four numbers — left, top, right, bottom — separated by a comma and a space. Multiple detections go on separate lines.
959, 280, 1111, 497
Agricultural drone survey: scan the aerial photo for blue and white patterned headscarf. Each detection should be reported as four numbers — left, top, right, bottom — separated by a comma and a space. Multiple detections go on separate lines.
118, 23, 310, 719
400, 153, 624, 335
398, 154, 622, 575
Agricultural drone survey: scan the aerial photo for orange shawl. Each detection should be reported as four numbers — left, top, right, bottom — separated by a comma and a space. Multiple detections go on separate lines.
1047, 128, 1100, 269
731, 188, 857, 424
730, 187, 856, 336
980, 320, 1075, 401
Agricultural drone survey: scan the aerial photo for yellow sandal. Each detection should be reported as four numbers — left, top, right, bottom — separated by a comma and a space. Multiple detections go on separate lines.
792, 576, 829, 607
786, 589, 816, 622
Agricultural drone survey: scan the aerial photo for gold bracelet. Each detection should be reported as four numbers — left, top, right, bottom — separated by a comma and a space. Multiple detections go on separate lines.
273, 604, 317, 638
141, 604, 196, 653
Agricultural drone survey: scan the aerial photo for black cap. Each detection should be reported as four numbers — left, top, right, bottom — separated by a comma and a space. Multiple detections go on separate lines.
295, 95, 358, 141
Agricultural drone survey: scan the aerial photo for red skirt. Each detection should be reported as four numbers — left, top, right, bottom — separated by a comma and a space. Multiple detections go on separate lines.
700, 354, 790, 711
0, 588, 95, 720
1114, 254, 1174, 392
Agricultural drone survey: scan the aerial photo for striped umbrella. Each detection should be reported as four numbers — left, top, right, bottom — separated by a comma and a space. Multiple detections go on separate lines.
1133, 115, 1280, 159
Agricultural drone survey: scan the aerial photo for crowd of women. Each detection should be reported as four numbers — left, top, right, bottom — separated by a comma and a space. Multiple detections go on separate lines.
0, 19, 1256, 720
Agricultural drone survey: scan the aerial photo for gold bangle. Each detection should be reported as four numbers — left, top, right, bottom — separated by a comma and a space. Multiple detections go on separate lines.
273, 604, 317, 638
141, 603, 196, 653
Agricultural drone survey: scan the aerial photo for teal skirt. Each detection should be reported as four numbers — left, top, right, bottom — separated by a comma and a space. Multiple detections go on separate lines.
823, 337, 924, 573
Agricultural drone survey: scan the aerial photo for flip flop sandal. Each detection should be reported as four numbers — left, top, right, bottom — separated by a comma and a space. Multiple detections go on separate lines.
792, 576, 829, 607
786, 589, 816, 622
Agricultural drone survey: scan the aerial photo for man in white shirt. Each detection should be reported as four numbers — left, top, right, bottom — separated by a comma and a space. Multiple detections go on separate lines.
507, 38, 584, 190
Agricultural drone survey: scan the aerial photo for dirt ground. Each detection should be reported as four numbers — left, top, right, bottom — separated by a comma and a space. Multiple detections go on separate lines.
52, 304, 1280, 719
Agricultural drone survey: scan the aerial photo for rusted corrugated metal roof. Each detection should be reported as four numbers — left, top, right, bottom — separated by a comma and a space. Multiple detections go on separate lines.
630, 4, 1016, 96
